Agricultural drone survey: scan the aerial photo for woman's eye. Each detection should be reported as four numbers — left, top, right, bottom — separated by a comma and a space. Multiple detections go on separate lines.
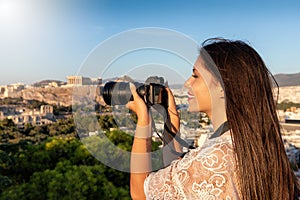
192, 74, 198, 78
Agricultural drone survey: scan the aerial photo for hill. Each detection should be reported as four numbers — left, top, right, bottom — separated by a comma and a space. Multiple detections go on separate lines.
20, 87, 73, 106
274, 73, 300, 87
32, 80, 66, 87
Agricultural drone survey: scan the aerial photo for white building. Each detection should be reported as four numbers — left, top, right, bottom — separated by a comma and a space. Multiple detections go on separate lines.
0, 83, 26, 98
67, 76, 102, 86
2, 105, 56, 126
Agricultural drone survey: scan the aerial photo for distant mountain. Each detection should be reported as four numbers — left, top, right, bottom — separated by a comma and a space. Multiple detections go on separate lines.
169, 84, 184, 89
274, 73, 300, 87
32, 80, 66, 87
116, 75, 135, 82
102, 77, 118, 83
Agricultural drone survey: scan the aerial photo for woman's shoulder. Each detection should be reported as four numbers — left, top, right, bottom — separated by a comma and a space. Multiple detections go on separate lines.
191, 131, 233, 156
144, 131, 240, 199
169, 131, 235, 171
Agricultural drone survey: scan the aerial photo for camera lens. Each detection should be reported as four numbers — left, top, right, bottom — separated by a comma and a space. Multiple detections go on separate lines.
101, 82, 133, 105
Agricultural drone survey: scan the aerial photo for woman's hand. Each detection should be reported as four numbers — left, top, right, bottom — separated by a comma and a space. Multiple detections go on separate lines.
126, 83, 150, 126
127, 83, 151, 200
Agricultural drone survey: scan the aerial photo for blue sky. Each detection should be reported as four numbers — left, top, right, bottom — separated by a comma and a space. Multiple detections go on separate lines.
0, 0, 299, 85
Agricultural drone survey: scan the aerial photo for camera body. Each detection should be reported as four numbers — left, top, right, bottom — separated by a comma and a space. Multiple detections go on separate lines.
100, 76, 168, 107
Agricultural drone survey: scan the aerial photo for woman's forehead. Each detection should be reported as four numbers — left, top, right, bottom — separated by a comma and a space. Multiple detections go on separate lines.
194, 57, 208, 74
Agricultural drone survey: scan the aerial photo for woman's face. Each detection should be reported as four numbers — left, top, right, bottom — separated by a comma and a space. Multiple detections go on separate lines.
184, 57, 212, 114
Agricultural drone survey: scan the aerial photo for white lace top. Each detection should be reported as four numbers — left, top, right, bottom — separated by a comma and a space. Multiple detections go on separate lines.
144, 132, 240, 199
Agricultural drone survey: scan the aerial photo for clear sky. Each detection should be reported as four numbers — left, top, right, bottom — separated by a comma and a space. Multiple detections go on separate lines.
0, 0, 299, 85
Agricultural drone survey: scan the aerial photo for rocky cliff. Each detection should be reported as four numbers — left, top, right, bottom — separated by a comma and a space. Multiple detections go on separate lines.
20, 87, 73, 106
18, 86, 101, 107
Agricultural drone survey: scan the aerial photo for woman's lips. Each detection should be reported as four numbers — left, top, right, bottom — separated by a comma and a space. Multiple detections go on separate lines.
187, 92, 194, 100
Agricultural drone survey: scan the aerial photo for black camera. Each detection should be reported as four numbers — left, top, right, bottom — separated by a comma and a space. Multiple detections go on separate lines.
100, 76, 168, 107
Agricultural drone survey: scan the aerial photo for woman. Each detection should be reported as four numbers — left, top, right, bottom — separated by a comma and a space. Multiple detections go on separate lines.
127, 39, 299, 199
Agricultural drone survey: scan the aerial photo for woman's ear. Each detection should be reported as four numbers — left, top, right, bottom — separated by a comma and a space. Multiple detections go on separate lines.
214, 82, 225, 99
219, 88, 225, 99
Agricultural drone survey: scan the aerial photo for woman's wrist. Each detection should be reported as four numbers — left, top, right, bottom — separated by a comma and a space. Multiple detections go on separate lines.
135, 124, 152, 139
137, 114, 150, 126
136, 109, 150, 126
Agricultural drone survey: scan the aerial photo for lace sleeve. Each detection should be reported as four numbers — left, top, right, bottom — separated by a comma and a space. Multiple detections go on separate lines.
144, 137, 240, 200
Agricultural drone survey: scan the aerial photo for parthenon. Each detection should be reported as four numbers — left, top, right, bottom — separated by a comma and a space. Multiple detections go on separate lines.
67, 76, 102, 86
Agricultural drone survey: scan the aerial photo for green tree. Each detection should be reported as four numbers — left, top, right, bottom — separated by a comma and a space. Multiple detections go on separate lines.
98, 115, 117, 131
0, 161, 130, 200
277, 100, 300, 111
0, 119, 15, 128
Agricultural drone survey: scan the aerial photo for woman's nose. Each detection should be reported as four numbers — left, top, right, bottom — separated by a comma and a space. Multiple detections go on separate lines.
184, 77, 192, 88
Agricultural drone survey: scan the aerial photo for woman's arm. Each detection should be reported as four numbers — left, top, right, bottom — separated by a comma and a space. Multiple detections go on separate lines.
130, 129, 151, 199
126, 84, 151, 200
127, 85, 181, 199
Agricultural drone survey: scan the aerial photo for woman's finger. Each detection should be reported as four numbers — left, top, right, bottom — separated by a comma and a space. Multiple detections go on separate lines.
129, 83, 139, 99
165, 88, 176, 105
126, 83, 147, 114
126, 101, 133, 109
165, 87, 179, 116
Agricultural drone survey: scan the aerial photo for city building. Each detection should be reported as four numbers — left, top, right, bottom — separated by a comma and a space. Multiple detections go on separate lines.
277, 86, 300, 103
0, 105, 56, 127
67, 76, 102, 86
0, 83, 26, 98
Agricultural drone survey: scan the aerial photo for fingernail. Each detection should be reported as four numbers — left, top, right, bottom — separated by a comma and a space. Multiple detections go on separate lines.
129, 82, 135, 91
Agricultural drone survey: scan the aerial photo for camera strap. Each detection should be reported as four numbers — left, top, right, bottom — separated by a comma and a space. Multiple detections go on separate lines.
161, 121, 230, 158
163, 123, 195, 149
149, 115, 186, 158
208, 121, 229, 139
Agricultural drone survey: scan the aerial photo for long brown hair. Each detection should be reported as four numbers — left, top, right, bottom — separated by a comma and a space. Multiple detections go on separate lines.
201, 39, 299, 199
